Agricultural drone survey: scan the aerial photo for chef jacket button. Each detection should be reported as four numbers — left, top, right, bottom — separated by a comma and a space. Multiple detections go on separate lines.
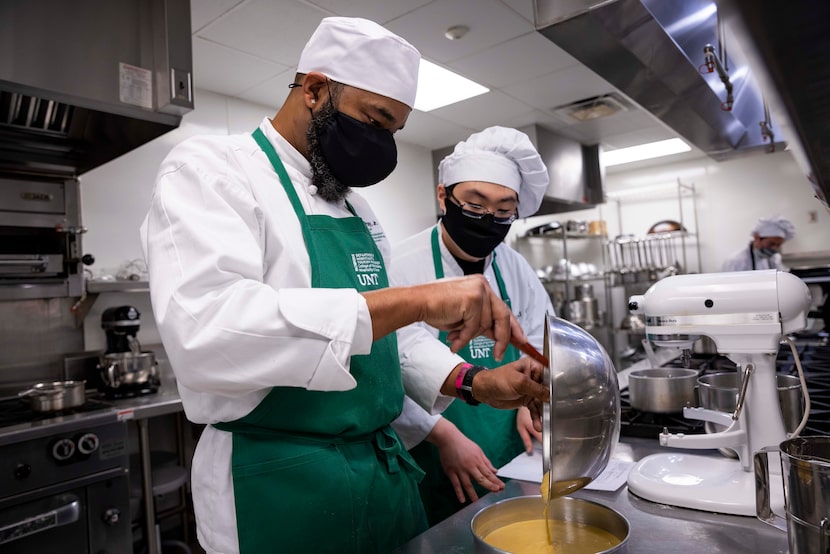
308, 185, 318, 195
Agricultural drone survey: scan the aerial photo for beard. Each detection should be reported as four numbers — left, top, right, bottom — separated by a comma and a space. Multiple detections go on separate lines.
306, 102, 351, 202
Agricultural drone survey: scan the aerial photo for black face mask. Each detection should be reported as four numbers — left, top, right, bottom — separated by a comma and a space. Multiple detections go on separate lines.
441, 195, 511, 259
315, 109, 398, 188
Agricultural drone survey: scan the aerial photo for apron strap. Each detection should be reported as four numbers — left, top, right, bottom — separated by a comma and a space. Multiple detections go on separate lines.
212, 422, 423, 478
251, 127, 318, 263
431, 225, 511, 307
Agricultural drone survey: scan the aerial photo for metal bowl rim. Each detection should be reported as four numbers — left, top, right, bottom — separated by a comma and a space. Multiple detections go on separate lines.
470, 495, 631, 551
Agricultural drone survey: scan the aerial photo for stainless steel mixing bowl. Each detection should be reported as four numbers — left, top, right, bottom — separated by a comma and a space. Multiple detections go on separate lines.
471, 495, 630, 553
543, 314, 621, 499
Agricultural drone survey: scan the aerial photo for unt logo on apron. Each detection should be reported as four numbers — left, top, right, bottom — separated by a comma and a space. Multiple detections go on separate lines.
467, 336, 495, 360
352, 252, 383, 287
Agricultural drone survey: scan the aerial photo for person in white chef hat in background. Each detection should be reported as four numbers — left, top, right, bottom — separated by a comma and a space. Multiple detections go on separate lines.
390, 126, 555, 525
721, 215, 796, 272
141, 18, 549, 554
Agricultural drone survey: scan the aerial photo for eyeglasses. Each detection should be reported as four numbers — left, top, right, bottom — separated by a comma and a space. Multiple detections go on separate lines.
447, 187, 518, 225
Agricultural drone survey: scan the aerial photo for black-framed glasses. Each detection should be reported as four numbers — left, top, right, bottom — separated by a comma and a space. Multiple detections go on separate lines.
447, 186, 518, 225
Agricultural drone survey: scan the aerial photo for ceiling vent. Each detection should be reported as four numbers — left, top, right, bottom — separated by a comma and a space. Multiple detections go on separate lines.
551, 93, 629, 124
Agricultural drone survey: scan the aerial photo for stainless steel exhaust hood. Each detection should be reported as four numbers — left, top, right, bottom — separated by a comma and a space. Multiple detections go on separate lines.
0, 0, 193, 179
534, 0, 830, 208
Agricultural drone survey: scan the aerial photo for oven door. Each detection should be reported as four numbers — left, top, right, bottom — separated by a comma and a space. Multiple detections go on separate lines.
0, 468, 131, 553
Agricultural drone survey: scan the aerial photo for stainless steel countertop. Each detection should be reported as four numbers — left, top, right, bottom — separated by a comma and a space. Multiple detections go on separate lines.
109, 387, 183, 422
392, 437, 790, 554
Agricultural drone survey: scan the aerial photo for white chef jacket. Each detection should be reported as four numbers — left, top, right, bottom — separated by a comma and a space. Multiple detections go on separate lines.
721, 244, 788, 272
139, 117, 460, 554
389, 225, 554, 450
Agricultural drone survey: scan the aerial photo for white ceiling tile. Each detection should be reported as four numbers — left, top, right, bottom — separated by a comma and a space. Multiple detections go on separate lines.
449, 31, 578, 89
428, 90, 533, 130
305, 0, 434, 24
184, 0, 719, 153
385, 0, 531, 64
502, 64, 615, 112
193, 37, 290, 96
497, 0, 535, 24
190, 0, 245, 33
237, 68, 297, 109
397, 111, 474, 150
197, 0, 328, 65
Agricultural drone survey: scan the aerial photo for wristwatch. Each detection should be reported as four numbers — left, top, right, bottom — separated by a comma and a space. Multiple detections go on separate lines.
455, 363, 487, 406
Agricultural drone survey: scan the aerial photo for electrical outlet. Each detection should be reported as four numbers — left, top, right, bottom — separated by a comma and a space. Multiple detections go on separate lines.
170, 68, 193, 105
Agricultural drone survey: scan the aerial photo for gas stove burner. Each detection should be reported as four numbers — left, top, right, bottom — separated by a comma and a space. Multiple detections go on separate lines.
0, 396, 113, 429
619, 402, 706, 439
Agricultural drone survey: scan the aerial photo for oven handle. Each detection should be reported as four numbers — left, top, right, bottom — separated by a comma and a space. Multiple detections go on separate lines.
0, 257, 48, 269
0, 495, 80, 545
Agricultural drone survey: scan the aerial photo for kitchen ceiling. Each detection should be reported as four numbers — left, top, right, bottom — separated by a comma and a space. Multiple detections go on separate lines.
190, 0, 705, 168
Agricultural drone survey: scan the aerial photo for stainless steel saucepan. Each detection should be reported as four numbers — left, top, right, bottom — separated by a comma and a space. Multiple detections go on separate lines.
628, 368, 698, 413
18, 380, 86, 413
98, 351, 158, 389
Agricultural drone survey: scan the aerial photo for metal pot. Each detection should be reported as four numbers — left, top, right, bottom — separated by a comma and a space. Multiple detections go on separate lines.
542, 315, 620, 499
18, 380, 86, 413
628, 368, 698, 413
698, 371, 804, 459
698, 372, 804, 434
471, 495, 629, 553
755, 436, 830, 554
98, 351, 157, 389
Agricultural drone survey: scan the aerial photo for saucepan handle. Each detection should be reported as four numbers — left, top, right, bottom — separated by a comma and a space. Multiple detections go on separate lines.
106, 363, 120, 389
754, 446, 787, 532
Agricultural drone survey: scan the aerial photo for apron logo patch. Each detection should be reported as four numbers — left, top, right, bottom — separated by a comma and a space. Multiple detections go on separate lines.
467, 336, 495, 360
352, 252, 382, 287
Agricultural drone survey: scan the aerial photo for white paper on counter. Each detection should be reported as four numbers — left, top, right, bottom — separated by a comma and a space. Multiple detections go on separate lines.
496, 446, 633, 492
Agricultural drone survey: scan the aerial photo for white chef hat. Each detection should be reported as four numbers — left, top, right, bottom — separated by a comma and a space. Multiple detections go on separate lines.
438, 126, 549, 218
753, 215, 796, 240
297, 17, 421, 108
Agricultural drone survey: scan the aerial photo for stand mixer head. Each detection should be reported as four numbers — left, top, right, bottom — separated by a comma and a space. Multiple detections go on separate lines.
101, 305, 142, 354
626, 270, 812, 516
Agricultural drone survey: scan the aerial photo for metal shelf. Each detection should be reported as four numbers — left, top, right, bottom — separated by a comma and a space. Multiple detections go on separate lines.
87, 280, 149, 293
72, 280, 150, 328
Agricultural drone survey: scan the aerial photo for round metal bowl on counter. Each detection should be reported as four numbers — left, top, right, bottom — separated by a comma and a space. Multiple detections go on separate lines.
542, 314, 620, 499
471, 495, 630, 553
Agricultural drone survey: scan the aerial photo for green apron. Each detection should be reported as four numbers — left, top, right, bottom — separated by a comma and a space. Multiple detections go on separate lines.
212, 128, 427, 554
409, 227, 524, 525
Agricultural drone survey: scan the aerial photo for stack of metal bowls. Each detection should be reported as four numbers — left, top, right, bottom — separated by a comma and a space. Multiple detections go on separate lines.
471, 314, 624, 553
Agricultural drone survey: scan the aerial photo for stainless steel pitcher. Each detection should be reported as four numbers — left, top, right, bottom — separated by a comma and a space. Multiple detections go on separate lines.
755, 436, 830, 554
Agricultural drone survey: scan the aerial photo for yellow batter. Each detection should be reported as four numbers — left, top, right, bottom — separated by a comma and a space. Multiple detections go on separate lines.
541, 471, 593, 544
483, 518, 621, 554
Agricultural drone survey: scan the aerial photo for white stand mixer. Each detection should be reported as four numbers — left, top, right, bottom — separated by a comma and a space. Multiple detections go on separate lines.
625, 270, 812, 516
